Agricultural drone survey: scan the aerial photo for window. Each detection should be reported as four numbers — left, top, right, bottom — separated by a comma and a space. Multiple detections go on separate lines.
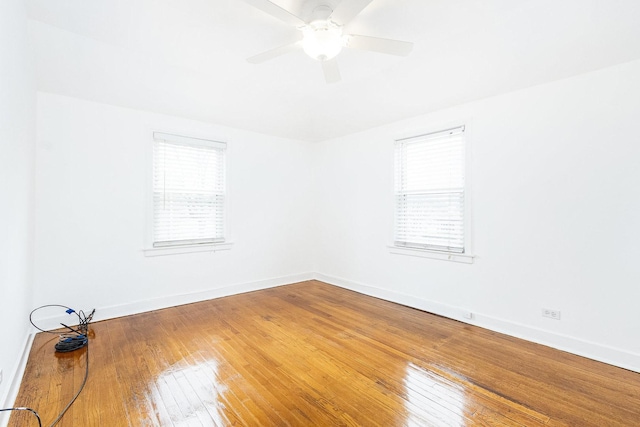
394, 126, 466, 254
151, 132, 226, 249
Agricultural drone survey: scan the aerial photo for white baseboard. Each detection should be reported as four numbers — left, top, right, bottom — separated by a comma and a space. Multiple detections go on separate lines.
33, 273, 316, 332
314, 272, 640, 373
0, 332, 35, 427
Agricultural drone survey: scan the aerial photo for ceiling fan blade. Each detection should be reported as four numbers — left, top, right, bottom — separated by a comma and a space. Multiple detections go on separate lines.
345, 34, 413, 56
321, 58, 341, 84
247, 41, 302, 64
243, 0, 305, 26
329, 0, 374, 25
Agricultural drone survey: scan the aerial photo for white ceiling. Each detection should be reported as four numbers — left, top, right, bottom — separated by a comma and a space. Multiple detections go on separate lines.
26, 0, 640, 142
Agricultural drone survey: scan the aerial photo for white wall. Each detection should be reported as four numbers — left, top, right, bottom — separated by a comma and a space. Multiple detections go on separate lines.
10, 36, 640, 415
33, 61, 640, 373
0, 0, 36, 412
314, 59, 640, 371
34, 93, 314, 319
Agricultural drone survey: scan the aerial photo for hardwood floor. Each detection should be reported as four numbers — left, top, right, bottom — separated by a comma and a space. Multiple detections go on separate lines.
9, 281, 640, 426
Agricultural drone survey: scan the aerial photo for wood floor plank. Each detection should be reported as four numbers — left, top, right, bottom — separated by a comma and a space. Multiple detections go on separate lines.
9, 280, 640, 426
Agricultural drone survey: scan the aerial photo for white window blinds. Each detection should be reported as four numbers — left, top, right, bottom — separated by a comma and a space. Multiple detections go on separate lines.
152, 132, 226, 247
394, 126, 466, 253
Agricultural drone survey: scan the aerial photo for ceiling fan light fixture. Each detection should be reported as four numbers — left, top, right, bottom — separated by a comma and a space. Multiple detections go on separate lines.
244, 0, 414, 83
302, 20, 344, 61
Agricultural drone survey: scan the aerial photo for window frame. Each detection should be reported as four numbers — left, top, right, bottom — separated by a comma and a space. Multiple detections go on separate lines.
390, 123, 474, 264
144, 130, 233, 257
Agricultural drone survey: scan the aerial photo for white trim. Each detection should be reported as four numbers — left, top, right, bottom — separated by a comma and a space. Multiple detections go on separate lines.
395, 125, 465, 142
0, 333, 35, 427
33, 273, 315, 330
463, 120, 474, 256
143, 241, 233, 257
144, 126, 155, 251
388, 245, 475, 263
313, 273, 640, 373
153, 132, 226, 150
222, 137, 234, 244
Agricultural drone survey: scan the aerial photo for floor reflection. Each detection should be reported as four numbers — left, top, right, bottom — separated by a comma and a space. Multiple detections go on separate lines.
404, 363, 467, 427
148, 359, 228, 426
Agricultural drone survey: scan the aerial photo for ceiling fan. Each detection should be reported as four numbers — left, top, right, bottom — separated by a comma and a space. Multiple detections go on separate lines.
244, 0, 414, 83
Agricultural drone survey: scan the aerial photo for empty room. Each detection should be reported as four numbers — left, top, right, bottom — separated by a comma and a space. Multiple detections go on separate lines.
1, 0, 640, 426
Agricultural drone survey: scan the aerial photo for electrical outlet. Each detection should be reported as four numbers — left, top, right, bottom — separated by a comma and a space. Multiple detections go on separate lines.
542, 308, 561, 320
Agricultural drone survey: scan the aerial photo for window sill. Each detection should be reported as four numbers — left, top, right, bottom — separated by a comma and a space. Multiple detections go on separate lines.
144, 242, 233, 257
389, 245, 475, 264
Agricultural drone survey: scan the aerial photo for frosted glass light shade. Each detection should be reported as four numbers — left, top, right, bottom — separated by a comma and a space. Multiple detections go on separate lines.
302, 24, 344, 61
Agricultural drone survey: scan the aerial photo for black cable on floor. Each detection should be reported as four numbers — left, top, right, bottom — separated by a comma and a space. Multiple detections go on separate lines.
47, 342, 89, 427
0, 407, 42, 427
1, 305, 95, 427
